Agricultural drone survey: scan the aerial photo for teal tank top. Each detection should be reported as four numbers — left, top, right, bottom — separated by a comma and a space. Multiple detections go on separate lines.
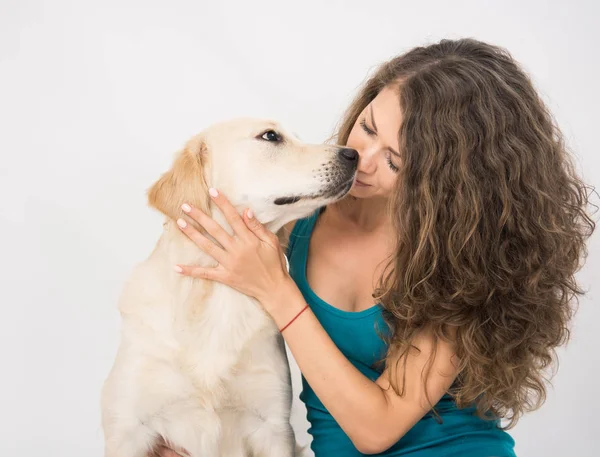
286, 208, 517, 457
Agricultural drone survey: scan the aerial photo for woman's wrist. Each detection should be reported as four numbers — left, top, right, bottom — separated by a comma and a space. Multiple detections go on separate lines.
259, 276, 308, 329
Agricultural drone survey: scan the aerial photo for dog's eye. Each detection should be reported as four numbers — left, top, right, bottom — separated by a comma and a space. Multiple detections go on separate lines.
261, 130, 282, 142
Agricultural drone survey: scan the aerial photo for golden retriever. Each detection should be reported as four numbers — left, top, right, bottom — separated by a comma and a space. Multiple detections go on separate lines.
101, 118, 358, 457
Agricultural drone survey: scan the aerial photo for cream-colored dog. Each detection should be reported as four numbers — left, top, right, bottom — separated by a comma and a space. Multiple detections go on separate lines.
101, 118, 358, 457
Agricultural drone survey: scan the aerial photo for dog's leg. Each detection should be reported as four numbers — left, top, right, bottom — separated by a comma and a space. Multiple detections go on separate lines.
152, 407, 222, 457
103, 403, 221, 457
242, 417, 295, 457
103, 423, 158, 457
232, 335, 296, 457
102, 368, 159, 457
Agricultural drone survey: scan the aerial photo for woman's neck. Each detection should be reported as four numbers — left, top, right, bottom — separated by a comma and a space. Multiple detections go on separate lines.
329, 195, 391, 234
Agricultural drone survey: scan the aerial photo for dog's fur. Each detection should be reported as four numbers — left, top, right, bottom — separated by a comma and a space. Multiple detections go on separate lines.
101, 118, 357, 457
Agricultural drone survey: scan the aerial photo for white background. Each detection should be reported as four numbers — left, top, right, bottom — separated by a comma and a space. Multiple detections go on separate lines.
1, 0, 599, 456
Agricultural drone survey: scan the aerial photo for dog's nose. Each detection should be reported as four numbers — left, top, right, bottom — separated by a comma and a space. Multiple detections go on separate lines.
338, 148, 358, 162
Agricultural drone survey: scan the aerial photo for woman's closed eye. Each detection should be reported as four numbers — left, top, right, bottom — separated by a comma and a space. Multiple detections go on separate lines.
360, 118, 376, 136
360, 118, 399, 172
386, 155, 399, 173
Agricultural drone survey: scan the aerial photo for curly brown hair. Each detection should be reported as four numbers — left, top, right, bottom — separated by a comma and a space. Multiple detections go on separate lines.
334, 38, 596, 427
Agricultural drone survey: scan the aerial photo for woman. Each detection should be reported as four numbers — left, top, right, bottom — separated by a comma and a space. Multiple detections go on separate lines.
163, 38, 595, 456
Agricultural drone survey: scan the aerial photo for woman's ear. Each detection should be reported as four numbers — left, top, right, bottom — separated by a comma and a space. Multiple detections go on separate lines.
147, 135, 211, 223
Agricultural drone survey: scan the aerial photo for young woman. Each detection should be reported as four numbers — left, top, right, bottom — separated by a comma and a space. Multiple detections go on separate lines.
164, 38, 595, 456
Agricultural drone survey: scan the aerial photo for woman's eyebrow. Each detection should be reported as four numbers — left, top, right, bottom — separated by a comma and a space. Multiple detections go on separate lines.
370, 105, 400, 157
369, 105, 378, 132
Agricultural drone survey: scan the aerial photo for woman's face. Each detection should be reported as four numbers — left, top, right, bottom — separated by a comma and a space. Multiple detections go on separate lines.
346, 85, 402, 199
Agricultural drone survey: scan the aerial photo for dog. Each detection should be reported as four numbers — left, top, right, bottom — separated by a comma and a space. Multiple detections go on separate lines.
101, 118, 358, 457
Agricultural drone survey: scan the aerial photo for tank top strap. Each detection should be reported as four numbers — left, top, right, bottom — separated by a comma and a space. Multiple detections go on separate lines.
285, 207, 323, 258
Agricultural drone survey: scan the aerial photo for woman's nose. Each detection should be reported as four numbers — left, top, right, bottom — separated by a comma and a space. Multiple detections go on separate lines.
356, 146, 378, 173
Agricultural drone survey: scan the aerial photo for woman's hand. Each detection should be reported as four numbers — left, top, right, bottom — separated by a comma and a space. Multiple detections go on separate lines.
150, 440, 189, 457
174, 188, 293, 309
153, 446, 184, 457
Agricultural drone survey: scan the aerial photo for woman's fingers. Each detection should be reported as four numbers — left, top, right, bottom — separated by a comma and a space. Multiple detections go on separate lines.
157, 447, 184, 457
176, 217, 229, 265
174, 263, 228, 282
149, 444, 183, 457
181, 203, 234, 250
208, 188, 251, 240
243, 208, 278, 246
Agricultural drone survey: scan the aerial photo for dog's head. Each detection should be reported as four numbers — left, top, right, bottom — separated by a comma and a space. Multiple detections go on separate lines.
148, 118, 357, 231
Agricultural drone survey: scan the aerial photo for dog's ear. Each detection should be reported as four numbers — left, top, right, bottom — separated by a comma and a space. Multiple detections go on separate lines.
147, 135, 211, 222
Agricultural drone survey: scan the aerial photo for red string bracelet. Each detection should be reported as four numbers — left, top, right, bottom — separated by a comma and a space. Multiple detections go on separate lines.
279, 304, 309, 333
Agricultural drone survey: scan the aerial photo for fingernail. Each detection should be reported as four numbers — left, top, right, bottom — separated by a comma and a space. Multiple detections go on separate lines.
174, 265, 183, 273
177, 218, 187, 229
247, 209, 254, 219
209, 188, 218, 198
181, 203, 191, 213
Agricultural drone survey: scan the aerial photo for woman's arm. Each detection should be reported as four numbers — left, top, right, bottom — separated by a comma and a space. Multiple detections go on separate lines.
175, 191, 460, 454
264, 278, 459, 454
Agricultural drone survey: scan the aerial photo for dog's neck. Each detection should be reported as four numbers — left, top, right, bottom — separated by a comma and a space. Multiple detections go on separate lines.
155, 219, 216, 269
153, 208, 283, 270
